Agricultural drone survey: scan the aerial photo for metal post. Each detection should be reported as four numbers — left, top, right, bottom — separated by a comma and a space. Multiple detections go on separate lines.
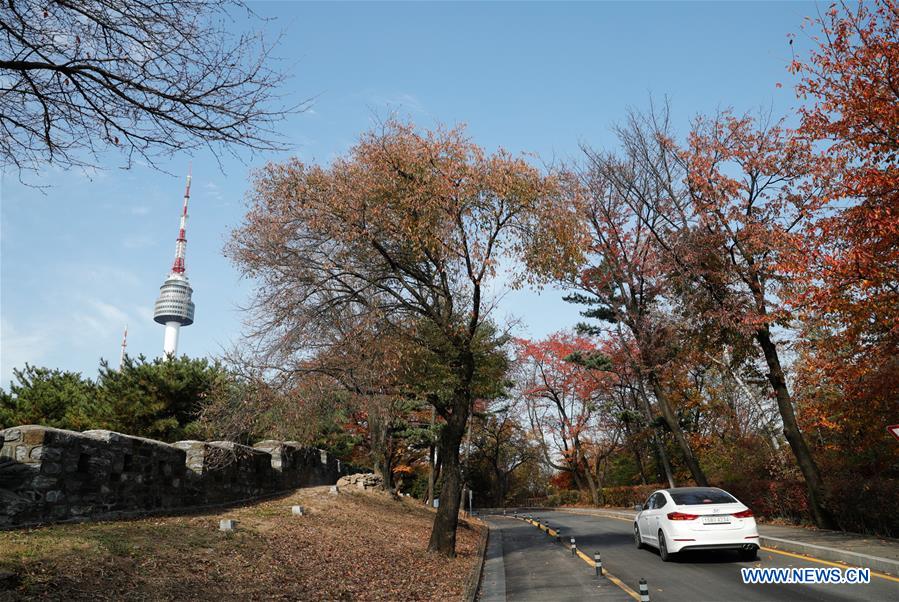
570, 537, 576, 555
555, 528, 561, 542
594, 552, 602, 576
639, 578, 650, 602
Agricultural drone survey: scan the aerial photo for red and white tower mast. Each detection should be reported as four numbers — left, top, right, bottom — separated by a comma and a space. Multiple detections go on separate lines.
153, 171, 196, 356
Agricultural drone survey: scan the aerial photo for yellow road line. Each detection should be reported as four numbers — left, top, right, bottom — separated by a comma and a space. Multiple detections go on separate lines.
574, 546, 640, 600
605, 572, 641, 601
761, 547, 899, 584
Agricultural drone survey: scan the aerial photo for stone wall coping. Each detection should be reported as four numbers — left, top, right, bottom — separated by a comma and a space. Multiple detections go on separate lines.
207, 441, 269, 455
253, 440, 301, 451
1, 424, 81, 439
81, 429, 184, 452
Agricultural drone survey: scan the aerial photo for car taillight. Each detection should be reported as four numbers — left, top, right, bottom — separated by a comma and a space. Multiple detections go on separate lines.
667, 511, 699, 520
732, 509, 754, 518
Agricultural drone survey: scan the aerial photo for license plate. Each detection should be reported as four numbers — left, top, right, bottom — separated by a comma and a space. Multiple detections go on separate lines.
702, 516, 731, 524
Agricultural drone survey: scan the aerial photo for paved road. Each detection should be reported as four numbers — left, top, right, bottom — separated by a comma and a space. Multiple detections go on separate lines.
481, 517, 631, 601
511, 510, 899, 601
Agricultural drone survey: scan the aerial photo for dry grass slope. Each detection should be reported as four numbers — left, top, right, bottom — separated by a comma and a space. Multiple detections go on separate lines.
0, 486, 483, 601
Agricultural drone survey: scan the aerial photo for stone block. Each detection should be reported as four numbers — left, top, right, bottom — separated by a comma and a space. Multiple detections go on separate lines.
41, 462, 61, 475
32, 475, 58, 489
291, 505, 304, 516
23, 430, 45, 445
219, 518, 237, 531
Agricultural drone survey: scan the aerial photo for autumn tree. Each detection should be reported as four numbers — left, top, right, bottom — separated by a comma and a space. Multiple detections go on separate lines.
789, 2, 898, 455
526, 112, 710, 487
467, 398, 535, 506
790, 0, 898, 342
515, 332, 617, 505
632, 110, 837, 528
0, 0, 294, 176
228, 119, 561, 556
775, 1, 899, 532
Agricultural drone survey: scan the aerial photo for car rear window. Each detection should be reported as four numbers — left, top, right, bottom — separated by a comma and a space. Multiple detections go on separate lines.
669, 490, 737, 505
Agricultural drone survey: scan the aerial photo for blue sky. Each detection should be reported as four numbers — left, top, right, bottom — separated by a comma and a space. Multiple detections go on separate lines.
0, 1, 818, 386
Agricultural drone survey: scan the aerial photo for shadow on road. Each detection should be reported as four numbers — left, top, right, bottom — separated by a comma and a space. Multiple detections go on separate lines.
638, 547, 759, 565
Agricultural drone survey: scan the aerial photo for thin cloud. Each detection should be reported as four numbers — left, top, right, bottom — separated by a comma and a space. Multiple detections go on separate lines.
0, 318, 54, 385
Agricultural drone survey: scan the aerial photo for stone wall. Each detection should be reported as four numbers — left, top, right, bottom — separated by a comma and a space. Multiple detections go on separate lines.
0, 425, 347, 530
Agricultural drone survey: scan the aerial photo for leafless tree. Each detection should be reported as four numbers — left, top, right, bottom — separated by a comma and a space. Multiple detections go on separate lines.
0, 0, 299, 177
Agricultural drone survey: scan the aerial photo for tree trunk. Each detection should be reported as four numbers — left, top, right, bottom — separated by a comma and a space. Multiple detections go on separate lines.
426, 407, 436, 507
650, 377, 709, 487
632, 441, 648, 485
584, 460, 599, 506
570, 464, 587, 493
755, 327, 836, 529
623, 420, 649, 485
369, 410, 394, 490
427, 399, 468, 556
576, 446, 600, 506
427, 345, 475, 557
635, 386, 676, 487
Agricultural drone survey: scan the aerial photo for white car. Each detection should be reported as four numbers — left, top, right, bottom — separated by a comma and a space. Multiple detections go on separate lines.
633, 487, 759, 561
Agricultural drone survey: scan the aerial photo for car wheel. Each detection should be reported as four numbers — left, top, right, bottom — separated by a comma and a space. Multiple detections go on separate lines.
739, 547, 758, 561
658, 531, 673, 562
634, 524, 644, 549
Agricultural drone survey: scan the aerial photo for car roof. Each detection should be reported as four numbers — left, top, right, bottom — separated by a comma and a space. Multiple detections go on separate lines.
660, 487, 726, 493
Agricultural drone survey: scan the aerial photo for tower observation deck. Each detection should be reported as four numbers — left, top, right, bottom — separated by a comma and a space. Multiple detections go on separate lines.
153, 172, 196, 356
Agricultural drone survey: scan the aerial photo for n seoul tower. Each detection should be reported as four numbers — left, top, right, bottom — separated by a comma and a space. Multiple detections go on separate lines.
153, 171, 196, 356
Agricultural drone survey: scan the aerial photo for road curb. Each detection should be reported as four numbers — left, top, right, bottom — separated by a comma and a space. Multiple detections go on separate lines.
464, 524, 490, 602
760, 535, 899, 577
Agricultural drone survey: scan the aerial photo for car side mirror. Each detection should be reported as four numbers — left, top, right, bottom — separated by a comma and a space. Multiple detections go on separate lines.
634, 504, 643, 511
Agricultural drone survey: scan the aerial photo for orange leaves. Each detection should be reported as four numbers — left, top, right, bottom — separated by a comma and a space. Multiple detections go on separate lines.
785, 0, 899, 415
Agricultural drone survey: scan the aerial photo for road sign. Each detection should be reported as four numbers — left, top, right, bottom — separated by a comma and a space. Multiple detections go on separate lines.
888, 425, 899, 441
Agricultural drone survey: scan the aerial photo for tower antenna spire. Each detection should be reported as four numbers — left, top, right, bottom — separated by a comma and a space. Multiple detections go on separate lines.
171, 165, 191, 274
119, 324, 128, 368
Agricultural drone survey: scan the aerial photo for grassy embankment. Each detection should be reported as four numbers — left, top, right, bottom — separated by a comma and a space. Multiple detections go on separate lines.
0, 486, 483, 601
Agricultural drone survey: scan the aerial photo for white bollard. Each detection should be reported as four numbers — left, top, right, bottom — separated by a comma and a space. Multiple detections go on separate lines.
291, 505, 304, 516
639, 578, 650, 601
219, 519, 237, 531
594, 551, 602, 576
570, 537, 576, 555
